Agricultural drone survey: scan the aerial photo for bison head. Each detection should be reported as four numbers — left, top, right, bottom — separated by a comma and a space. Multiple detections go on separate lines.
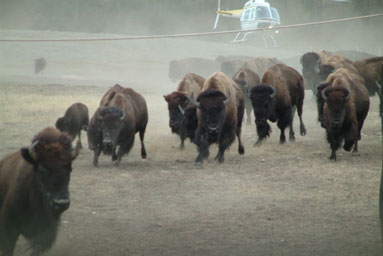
322, 86, 351, 128
300, 52, 321, 77
98, 106, 125, 150
250, 85, 277, 140
164, 92, 189, 134
189, 89, 231, 135
20, 127, 80, 215
55, 117, 70, 133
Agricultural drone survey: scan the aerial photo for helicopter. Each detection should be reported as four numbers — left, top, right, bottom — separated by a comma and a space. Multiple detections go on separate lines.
213, 0, 281, 47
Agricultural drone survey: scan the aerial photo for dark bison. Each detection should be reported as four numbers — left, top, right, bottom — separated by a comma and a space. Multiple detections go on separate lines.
321, 68, 370, 160
300, 50, 332, 92
96, 88, 148, 166
55, 102, 89, 148
315, 68, 365, 128
168, 58, 219, 83
353, 56, 383, 96
0, 127, 80, 256
164, 73, 205, 149
232, 67, 260, 125
250, 64, 306, 145
188, 72, 245, 166
34, 57, 46, 75
243, 57, 284, 77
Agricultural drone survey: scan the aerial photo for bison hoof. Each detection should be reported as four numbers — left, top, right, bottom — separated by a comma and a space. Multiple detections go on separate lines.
193, 161, 202, 167
253, 140, 262, 147
238, 145, 245, 155
300, 126, 307, 136
289, 135, 295, 142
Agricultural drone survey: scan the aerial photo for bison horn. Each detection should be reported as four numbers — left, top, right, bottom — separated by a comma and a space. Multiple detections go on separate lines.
178, 105, 185, 115
321, 88, 328, 101
344, 88, 351, 101
223, 89, 232, 106
270, 87, 277, 98
120, 112, 126, 121
71, 140, 81, 160
187, 93, 200, 108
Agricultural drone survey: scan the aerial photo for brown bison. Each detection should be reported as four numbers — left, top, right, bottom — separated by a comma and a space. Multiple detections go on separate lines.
164, 73, 205, 149
232, 67, 260, 125
55, 102, 89, 148
353, 56, 383, 96
250, 64, 306, 145
320, 68, 370, 160
243, 57, 284, 77
188, 72, 245, 166
319, 54, 358, 82
315, 68, 365, 128
96, 87, 148, 166
168, 58, 219, 83
300, 50, 332, 93
0, 127, 80, 256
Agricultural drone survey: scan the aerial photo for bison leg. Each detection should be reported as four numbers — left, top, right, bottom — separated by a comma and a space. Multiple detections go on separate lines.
194, 130, 209, 166
0, 219, 19, 256
297, 100, 306, 136
139, 128, 147, 159
328, 137, 341, 161
289, 107, 296, 142
92, 146, 102, 167
236, 125, 245, 155
254, 121, 271, 146
78, 132, 83, 149
115, 136, 135, 166
215, 129, 236, 163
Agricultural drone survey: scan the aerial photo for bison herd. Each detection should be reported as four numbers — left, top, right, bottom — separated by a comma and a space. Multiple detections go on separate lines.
0, 50, 382, 255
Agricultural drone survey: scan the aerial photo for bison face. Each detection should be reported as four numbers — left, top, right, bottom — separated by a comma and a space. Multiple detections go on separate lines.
193, 90, 231, 135
322, 87, 350, 128
55, 117, 69, 132
98, 107, 125, 149
20, 131, 80, 215
301, 53, 320, 77
250, 85, 276, 125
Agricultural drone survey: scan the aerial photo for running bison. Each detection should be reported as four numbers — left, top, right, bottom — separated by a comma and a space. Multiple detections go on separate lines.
95, 87, 148, 166
232, 67, 260, 125
315, 68, 365, 128
300, 50, 332, 93
250, 64, 306, 145
168, 58, 219, 83
164, 73, 205, 149
0, 127, 80, 256
55, 102, 89, 148
320, 68, 370, 160
353, 56, 383, 96
188, 72, 245, 166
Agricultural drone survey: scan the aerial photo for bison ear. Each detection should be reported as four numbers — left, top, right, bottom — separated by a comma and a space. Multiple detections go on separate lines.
20, 141, 39, 165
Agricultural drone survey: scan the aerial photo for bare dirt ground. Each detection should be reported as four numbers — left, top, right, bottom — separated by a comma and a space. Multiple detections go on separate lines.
0, 30, 382, 256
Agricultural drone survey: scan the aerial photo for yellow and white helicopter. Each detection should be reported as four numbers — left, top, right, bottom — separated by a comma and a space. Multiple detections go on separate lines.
213, 0, 281, 46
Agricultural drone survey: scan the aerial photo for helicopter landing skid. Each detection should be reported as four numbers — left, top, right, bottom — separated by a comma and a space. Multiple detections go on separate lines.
231, 32, 278, 48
